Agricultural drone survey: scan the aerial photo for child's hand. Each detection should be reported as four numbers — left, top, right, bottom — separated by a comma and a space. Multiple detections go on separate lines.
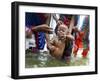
47, 42, 55, 51
60, 34, 67, 40
66, 34, 75, 40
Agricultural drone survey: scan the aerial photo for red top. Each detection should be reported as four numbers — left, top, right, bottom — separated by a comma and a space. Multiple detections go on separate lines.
75, 31, 85, 48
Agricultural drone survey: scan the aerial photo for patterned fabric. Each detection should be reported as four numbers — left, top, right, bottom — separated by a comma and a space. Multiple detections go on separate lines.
25, 13, 47, 50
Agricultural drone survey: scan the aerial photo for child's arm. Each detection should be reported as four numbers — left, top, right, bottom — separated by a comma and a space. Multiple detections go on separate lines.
47, 37, 57, 51
47, 37, 65, 59
66, 34, 75, 40
47, 42, 56, 52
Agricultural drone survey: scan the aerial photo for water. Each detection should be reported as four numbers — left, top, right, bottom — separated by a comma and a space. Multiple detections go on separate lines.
25, 50, 89, 68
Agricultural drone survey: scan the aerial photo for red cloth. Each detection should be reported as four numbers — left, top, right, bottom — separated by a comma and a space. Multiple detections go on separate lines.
73, 31, 85, 57
82, 47, 89, 58
75, 31, 84, 48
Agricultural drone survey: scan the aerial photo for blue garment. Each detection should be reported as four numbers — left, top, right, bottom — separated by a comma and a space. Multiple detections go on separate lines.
25, 13, 46, 49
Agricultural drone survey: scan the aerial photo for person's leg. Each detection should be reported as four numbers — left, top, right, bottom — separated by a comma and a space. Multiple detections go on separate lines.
73, 45, 78, 57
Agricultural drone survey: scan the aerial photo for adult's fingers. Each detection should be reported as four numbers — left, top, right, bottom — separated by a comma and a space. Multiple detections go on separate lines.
57, 20, 63, 26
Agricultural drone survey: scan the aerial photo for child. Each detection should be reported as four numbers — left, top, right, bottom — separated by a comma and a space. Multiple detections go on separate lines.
73, 25, 89, 58
47, 24, 74, 59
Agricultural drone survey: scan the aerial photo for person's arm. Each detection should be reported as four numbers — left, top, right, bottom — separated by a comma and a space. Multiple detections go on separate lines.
52, 14, 63, 26
52, 14, 58, 23
31, 24, 53, 34
47, 38, 56, 52
25, 27, 32, 38
68, 16, 75, 34
45, 14, 52, 43
66, 34, 75, 40
45, 14, 51, 25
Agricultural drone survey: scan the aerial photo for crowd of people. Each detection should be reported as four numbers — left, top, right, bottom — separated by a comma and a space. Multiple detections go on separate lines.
25, 13, 89, 64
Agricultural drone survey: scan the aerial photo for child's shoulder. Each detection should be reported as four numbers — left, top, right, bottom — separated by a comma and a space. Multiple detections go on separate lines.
50, 34, 58, 42
53, 34, 58, 40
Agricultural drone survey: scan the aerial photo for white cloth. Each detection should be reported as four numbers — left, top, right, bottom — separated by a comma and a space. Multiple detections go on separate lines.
25, 34, 36, 50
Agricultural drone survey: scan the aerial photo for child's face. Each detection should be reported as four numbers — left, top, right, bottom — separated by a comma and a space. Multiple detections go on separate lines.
57, 24, 68, 38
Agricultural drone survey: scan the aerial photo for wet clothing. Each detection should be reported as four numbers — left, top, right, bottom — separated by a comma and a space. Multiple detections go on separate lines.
25, 13, 47, 49
62, 39, 73, 60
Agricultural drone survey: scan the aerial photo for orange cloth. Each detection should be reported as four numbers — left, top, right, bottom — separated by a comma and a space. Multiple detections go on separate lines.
75, 31, 84, 48
73, 31, 85, 57
82, 47, 89, 58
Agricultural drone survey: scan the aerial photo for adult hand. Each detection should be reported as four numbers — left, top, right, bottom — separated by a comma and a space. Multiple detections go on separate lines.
73, 27, 79, 32
26, 28, 32, 38
57, 20, 63, 26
